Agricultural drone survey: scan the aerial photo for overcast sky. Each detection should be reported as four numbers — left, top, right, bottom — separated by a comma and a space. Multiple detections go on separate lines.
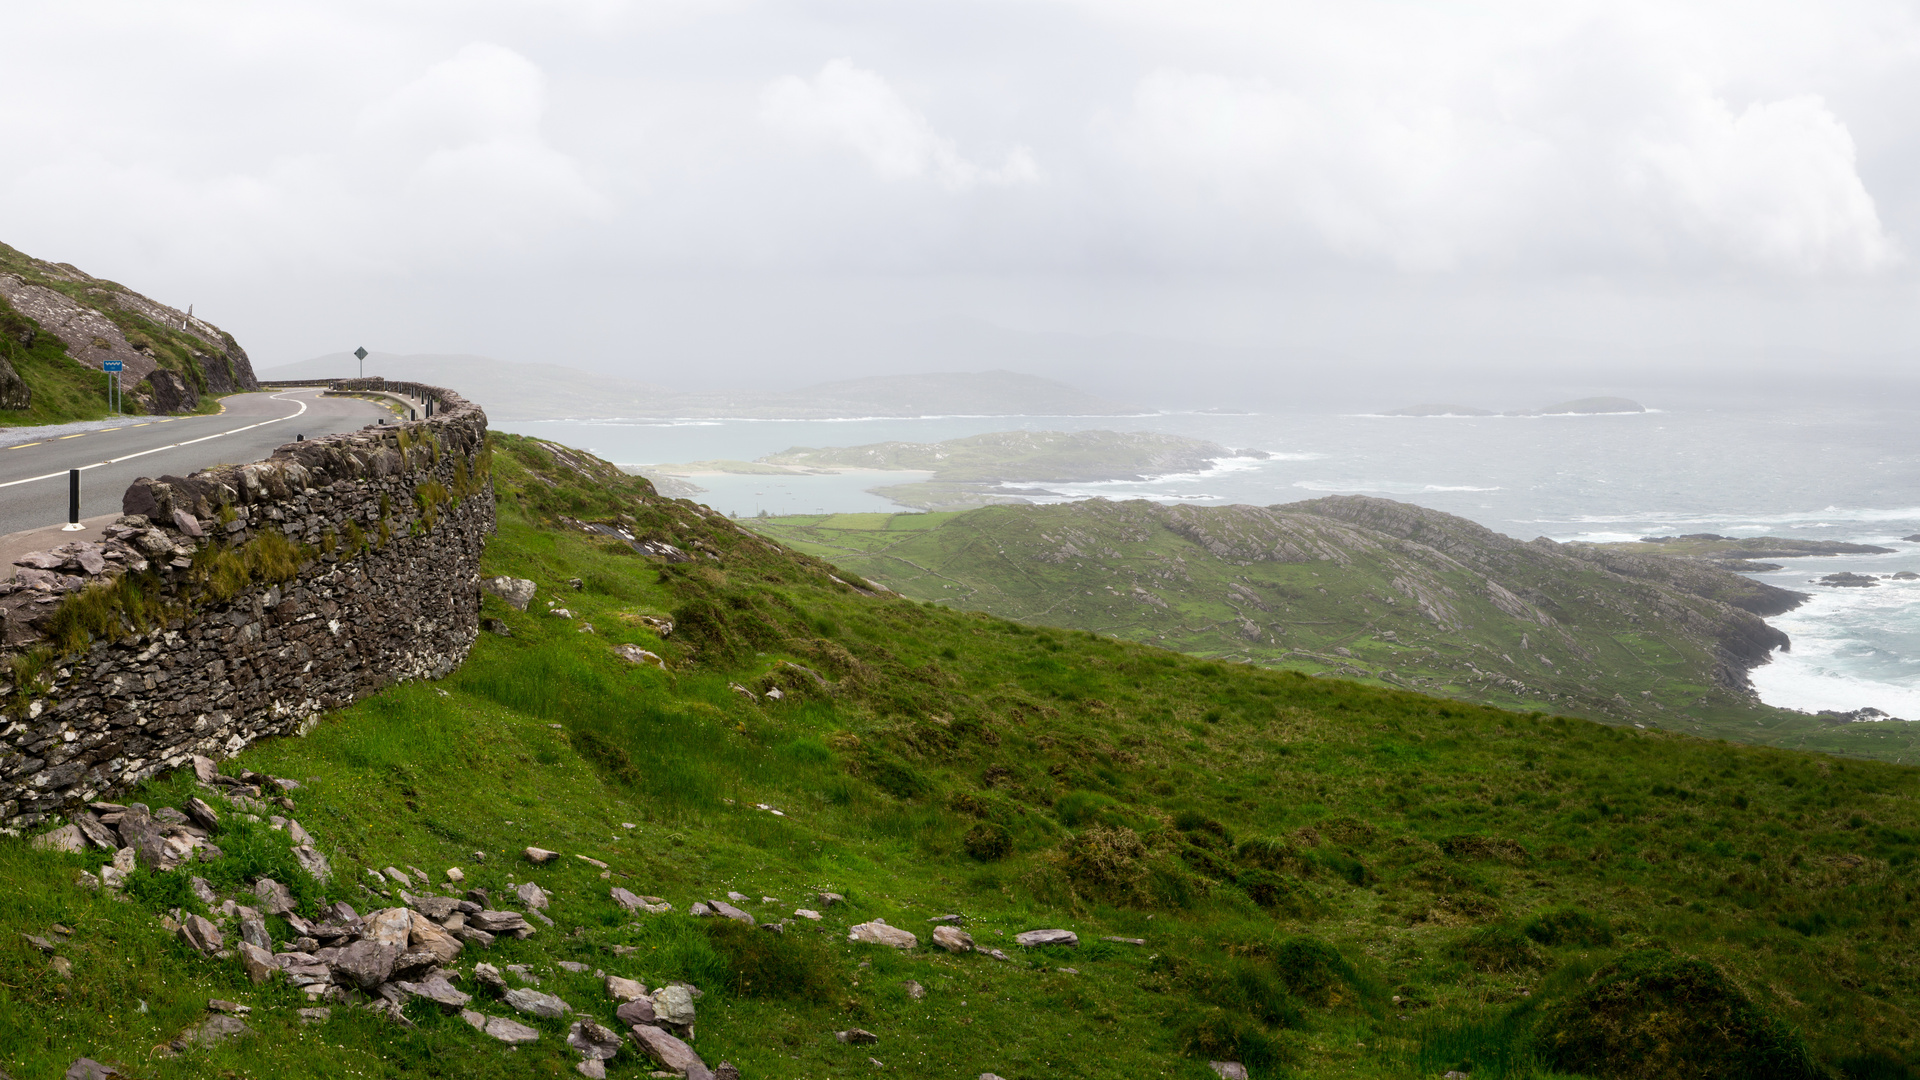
5, 1, 1919, 396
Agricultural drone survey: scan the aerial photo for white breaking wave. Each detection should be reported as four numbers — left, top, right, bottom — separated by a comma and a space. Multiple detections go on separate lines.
1291, 479, 1501, 494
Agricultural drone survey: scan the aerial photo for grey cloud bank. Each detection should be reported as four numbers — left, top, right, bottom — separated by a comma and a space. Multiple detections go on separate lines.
3, 0, 1917, 400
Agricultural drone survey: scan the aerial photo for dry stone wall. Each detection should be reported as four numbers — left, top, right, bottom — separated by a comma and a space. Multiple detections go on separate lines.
0, 383, 493, 830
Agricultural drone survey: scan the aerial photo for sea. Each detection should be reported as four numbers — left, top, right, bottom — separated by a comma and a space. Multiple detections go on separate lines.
497, 403, 1920, 722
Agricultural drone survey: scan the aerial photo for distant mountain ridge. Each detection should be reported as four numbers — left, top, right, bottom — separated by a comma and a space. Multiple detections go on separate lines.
262, 353, 1136, 420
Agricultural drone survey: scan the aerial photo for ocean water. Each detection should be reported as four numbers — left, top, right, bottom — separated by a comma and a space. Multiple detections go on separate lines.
500, 403, 1920, 719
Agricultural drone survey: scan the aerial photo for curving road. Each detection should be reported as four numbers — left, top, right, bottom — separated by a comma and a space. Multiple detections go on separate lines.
0, 389, 397, 536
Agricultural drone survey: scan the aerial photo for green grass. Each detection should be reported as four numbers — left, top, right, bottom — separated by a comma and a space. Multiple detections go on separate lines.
2, 433, 1918, 1077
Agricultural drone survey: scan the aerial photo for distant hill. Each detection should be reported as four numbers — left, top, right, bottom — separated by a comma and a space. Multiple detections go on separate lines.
263, 354, 1137, 420
744, 494, 1867, 747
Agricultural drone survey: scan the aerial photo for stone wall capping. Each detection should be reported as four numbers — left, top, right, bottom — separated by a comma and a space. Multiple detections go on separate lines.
0, 381, 493, 830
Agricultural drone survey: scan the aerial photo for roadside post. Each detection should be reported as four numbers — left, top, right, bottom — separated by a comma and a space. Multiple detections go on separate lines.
63, 469, 83, 531
103, 359, 123, 414
355, 345, 367, 379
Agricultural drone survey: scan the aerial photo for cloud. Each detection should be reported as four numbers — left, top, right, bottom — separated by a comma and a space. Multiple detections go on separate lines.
1633, 89, 1898, 273
761, 59, 1039, 190
1112, 50, 1900, 275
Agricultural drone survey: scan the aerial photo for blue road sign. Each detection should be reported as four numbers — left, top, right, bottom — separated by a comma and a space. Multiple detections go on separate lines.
103, 360, 123, 372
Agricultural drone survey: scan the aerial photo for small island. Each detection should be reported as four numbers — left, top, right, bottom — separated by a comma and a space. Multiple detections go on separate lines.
1383, 396, 1646, 417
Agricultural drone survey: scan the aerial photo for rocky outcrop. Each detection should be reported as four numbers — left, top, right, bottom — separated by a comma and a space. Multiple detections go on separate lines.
0, 384, 490, 830
0, 242, 259, 413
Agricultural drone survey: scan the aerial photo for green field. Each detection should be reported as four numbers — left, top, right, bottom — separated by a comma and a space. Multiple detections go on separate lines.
3, 435, 1918, 1078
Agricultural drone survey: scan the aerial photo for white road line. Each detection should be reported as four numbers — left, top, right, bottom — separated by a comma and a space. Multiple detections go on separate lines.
0, 391, 315, 491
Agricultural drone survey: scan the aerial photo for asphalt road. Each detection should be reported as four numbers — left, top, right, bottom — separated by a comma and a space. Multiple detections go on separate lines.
0, 390, 396, 535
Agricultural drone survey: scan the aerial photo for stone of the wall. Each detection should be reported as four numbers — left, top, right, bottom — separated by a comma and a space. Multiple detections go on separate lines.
0, 384, 492, 830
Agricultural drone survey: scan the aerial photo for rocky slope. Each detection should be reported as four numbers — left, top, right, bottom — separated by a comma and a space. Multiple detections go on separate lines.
0, 241, 259, 414
749, 495, 1821, 738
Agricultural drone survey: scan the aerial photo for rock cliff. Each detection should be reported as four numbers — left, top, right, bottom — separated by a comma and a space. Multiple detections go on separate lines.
0, 241, 259, 413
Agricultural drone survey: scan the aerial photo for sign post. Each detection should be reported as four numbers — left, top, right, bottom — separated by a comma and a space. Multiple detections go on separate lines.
103, 359, 123, 414
355, 345, 368, 380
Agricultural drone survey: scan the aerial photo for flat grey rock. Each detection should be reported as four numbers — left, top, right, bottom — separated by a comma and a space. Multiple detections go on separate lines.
848, 920, 917, 949
1014, 929, 1078, 948
504, 986, 571, 1019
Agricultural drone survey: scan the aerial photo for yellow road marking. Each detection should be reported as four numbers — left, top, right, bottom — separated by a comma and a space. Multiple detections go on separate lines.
7, 442, 40, 449
57, 433, 87, 439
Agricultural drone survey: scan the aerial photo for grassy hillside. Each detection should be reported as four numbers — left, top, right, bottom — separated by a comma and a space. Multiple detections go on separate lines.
744, 501, 1909, 764
0, 293, 129, 424
4, 435, 1919, 1078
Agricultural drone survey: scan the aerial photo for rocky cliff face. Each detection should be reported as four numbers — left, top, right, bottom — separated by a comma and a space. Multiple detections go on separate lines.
0, 242, 259, 413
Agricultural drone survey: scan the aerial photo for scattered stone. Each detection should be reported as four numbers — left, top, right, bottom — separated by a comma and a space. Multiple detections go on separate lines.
927, 914, 963, 924
628, 1024, 707, 1076
180, 914, 223, 954
291, 845, 333, 882
297, 1007, 331, 1025
611, 887, 645, 910
64, 1059, 116, 1079
364, 906, 414, 948
32, 824, 86, 853
615, 997, 657, 1027
239, 915, 270, 952
931, 925, 975, 953
559, 961, 589, 973
716, 1065, 741, 1080
505, 987, 572, 1019
483, 576, 537, 611
689, 901, 713, 917
383, 867, 411, 886
187, 876, 217, 904
982, 948, 1011, 962
577, 1060, 606, 1079
817, 891, 846, 906
400, 975, 473, 1011
615, 644, 669, 670
525, 847, 560, 864
837, 1028, 880, 1044
726, 890, 749, 903
651, 984, 697, 1027
481, 1014, 541, 1045
50, 956, 73, 978
517, 881, 550, 910
794, 909, 822, 921
183, 797, 220, 831
470, 910, 533, 935
1056, 967, 1079, 975
706, 900, 756, 925
1212, 1064, 1250, 1080
21, 933, 56, 954
577, 854, 610, 869
569, 1019, 624, 1061
238, 941, 278, 984
447, 867, 465, 883
472, 962, 508, 992
254, 878, 296, 916
904, 980, 925, 999
171, 1014, 253, 1051
848, 920, 918, 950
207, 999, 251, 1015
607, 974, 648, 1002
981, 1075, 1008, 1080
1014, 929, 1078, 948
332, 940, 401, 991
1102, 936, 1147, 946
